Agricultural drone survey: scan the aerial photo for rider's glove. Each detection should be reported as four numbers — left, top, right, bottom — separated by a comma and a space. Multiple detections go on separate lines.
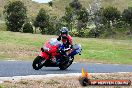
57, 36, 61, 41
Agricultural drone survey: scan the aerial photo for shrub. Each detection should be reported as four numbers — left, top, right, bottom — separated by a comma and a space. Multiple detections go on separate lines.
70, 29, 89, 38
77, 29, 89, 38
69, 31, 78, 37
23, 22, 33, 33
88, 26, 105, 38
122, 7, 132, 34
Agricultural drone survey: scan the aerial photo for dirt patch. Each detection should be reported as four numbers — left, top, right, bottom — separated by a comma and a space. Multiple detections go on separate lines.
0, 43, 38, 60
0, 73, 132, 88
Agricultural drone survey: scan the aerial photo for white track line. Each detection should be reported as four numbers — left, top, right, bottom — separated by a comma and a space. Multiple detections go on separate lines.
0, 72, 131, 83
6, 60, 19, 61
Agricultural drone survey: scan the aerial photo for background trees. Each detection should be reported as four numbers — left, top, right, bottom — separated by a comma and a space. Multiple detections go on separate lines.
122, 7, 132, 34
33, 8, 50, 34
76, 7, 89, 30
69, 0, 82, 10
48, 1, 53, 7
4, 1, 27, 32
61, 6, 74, 31
100, 6, 121, 37
102, 7, 120, 23
3, 0, 132, 38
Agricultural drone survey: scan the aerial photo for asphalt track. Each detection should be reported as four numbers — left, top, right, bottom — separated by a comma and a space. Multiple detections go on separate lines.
0, 61, 132, 77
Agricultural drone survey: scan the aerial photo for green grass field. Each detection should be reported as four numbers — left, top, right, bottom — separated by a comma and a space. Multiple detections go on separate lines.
0, 31, 132, 64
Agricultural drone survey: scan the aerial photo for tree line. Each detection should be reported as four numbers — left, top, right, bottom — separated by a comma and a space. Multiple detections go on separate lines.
3, 0, 132, 38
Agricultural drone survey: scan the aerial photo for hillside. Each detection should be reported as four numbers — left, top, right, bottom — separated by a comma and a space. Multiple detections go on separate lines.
52, 0, 132, 15
0, 0, 132, 20
0, 0, 52, 20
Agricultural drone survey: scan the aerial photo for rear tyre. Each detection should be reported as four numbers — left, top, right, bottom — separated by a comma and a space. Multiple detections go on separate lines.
59, 57, 74, 70
32, 56, 45, 70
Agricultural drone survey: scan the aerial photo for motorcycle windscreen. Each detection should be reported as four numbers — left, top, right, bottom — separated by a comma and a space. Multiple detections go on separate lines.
49, 38, 61, 46
44, 38, 62, 50
44, 38, 61, 56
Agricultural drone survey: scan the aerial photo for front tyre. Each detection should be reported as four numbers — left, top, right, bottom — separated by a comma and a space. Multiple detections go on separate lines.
32, 56, 45, 70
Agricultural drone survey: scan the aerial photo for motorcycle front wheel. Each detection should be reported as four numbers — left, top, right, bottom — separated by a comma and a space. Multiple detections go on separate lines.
32, 56, 45, 70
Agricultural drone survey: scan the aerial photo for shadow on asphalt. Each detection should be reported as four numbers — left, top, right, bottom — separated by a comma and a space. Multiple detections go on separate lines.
38, 68, 78, 72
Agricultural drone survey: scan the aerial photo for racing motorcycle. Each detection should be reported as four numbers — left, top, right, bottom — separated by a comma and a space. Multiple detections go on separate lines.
32, 38, 82, 70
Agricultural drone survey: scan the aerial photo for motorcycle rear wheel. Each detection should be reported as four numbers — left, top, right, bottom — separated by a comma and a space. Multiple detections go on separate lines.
59, 57, 74, 70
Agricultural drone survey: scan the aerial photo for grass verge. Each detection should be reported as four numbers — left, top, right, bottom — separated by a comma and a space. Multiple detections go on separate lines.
0, 73, 132, 88
0, 85, 4, 88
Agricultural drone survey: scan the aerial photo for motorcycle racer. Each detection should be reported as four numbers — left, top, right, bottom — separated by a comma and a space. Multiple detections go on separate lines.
57, 27, 73, 57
